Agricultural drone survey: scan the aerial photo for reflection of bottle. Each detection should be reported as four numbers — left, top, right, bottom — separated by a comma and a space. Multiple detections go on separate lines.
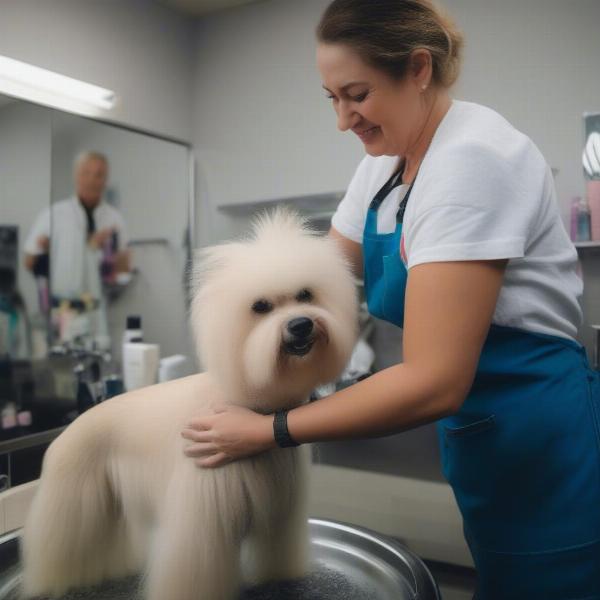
577, 197, 592, 242
32, 253, 50, 314
100, 231, 119, 284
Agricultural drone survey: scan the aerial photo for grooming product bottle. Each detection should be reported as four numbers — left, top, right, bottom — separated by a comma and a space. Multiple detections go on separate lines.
123, 343, 159, 391
16, 380, 33, 428
570, 197, 580, 242
1, 402, 17, 430
587, 180, 600, 242
576, 197, 592, 242
0, 359, 16, 429
32, 253, 50, 315
123, 315, 143, 345
103, 374, 124, 399
158, 355, 190, 382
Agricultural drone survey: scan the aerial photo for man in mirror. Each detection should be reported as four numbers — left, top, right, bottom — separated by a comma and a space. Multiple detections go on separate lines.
23, 151, 131, 348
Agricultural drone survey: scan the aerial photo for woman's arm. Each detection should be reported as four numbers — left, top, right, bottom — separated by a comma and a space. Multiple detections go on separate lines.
182, 258, 506, 466
328, 226, 363, 279
286, 258, 506, 442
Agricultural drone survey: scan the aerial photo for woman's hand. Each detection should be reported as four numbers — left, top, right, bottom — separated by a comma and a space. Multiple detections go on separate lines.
181, 404, 277, 468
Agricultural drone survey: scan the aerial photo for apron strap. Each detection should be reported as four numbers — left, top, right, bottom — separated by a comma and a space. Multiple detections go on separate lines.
368, 160, 406, 211
368, 159, 420, 225
395, 177, 417, 224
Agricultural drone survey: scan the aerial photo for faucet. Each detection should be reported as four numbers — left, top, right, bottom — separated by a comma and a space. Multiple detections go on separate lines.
50, 338, 113, 413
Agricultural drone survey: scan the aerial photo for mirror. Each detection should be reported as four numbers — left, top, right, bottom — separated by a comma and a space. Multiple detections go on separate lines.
1, 91, 195, 429
48, 111, 193, 364
0, 95, 53, 360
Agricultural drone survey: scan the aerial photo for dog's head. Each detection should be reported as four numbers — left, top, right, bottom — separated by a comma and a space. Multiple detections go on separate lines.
190, 207, 359, 412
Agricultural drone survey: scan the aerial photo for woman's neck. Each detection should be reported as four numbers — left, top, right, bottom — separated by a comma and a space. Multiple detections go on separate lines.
402, 91, 452, 183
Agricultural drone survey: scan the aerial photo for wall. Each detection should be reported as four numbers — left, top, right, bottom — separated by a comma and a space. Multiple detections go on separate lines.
0, 100, 53, 355
0, 0, 195, 142
51, 111, 194, 363
191, 0, 600, 350
0, 0, 198, 364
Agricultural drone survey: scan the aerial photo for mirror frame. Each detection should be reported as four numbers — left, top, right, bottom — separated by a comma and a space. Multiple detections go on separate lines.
0, 86, 196, 359
0, 83, 196, 249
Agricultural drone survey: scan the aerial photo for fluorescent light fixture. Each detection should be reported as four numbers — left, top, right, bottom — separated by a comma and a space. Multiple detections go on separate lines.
0, 55, 116, 110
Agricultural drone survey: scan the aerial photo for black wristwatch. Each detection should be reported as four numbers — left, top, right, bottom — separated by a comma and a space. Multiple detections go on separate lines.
273, 409, 299, 448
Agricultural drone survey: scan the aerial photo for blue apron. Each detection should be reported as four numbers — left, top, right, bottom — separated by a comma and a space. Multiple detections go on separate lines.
363, 163, 600, 599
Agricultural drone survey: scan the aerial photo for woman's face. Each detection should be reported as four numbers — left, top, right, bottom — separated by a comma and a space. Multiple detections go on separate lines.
316, 42, 428, 157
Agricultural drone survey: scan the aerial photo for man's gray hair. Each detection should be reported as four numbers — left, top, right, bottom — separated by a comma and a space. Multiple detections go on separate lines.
73, 151, 109, 174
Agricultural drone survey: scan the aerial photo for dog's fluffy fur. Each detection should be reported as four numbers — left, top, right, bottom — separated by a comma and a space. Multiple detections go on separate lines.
20, 208, 359, 600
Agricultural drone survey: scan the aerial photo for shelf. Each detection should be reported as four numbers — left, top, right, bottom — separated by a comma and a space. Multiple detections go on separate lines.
575, 241, 600, 250
217, 191, 345, 219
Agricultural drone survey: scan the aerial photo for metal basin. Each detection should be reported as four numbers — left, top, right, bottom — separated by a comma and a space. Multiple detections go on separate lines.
0, 518, 440, 599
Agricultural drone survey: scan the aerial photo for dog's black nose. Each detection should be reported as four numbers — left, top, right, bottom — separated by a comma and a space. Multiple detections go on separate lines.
287, 317, 313, 338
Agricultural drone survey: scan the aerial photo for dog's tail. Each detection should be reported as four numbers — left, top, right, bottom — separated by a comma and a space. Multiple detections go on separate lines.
20, 432, 131, 598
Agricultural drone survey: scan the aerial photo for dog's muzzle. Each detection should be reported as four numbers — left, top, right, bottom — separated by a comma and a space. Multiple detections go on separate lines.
282, 317, 315, 357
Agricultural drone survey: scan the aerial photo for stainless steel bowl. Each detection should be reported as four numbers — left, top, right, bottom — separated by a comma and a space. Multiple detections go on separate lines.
0, 518, 440, 599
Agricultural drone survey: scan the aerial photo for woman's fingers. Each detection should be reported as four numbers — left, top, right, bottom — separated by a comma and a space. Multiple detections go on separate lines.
181, 428, 212, 443
185, 415, 213, 430
195, 452, 231, 468
183, 442, 218, 457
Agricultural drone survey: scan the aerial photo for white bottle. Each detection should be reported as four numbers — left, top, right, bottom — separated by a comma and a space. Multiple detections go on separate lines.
123, 315, 143, 345
159, 354, 191, 382
123, 343, 160, 391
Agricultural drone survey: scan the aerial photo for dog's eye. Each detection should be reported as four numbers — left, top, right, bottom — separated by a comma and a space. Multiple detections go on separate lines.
252, 299, 273, 314
296, 288, 313, 303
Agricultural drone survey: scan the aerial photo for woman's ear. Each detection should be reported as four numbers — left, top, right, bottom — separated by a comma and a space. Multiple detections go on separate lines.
409, 48, 433, 91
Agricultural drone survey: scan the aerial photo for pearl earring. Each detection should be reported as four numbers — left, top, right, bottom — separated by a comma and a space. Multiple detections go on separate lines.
422, 85, 428, 91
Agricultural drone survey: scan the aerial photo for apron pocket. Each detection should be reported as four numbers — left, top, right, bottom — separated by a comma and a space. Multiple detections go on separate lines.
444, 414, 496, 438
439, 414, 498, 502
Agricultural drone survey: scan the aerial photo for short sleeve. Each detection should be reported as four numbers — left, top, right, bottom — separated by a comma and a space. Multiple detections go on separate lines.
23, 207, 51, 255
405, 141, 537, 269
330, 155, 371, 244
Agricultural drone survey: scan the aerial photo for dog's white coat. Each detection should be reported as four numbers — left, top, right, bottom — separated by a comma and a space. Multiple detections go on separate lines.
20, 209, 359, 600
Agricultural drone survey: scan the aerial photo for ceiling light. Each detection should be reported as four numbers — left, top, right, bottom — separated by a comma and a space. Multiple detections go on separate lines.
0, 55, 116, 110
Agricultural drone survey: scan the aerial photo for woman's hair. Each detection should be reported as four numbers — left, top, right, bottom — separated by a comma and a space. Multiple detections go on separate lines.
316, 0, 464, 88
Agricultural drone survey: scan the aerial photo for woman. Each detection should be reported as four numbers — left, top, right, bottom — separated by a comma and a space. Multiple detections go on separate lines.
181, 1, 600, 597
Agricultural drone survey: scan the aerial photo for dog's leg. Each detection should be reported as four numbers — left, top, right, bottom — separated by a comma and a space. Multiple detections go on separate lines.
143, 463, 247, 600
249, 452, 310, 584
20, 453, 125, 598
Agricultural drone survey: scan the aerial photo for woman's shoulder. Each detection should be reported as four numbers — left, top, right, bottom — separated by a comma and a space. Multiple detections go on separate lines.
346, 152, 399, 198
432, 100, 544, 169
411, 100, 551, 216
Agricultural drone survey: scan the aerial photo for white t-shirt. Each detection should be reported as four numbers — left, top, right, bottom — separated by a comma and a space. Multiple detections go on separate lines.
331, 99, 583, 341
24, 196, 128, 298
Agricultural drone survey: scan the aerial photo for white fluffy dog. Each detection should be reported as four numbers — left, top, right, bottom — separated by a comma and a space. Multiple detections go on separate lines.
20, 208, 359, 600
